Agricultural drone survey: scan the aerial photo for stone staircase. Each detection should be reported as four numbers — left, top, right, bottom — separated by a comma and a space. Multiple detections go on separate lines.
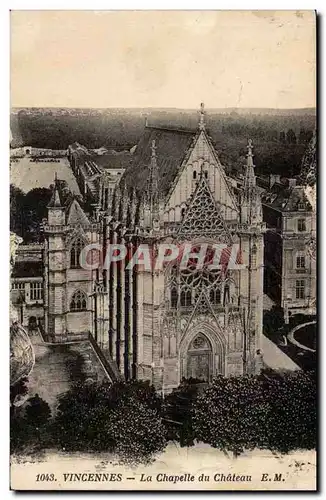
26, 331, 116, 412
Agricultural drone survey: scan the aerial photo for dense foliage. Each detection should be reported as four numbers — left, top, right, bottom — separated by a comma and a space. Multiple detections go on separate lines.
192, 370, 316, 455
10, 180, 78, 242
192, 375, 268, 456
10, 185, 52, 241
10, 372, 316, 460
263, 306, 285, 338
11, 109, 315, 178
11, 392, 52, 453
51, 380, 166, 464
259, 370, 317, 453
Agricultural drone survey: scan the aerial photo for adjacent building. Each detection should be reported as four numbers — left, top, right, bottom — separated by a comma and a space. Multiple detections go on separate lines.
263, 182, 317, 320
262, 137, 316, 322
10, 244, 44, 329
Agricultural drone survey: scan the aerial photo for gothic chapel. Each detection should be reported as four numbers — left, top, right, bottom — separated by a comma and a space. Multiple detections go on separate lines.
45, 104, 265, 391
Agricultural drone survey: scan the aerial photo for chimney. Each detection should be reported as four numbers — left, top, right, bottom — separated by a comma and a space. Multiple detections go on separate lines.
288, 178, 297, 188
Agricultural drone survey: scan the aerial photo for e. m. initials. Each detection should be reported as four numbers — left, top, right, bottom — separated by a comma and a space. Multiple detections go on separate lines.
261, 473, 285, 482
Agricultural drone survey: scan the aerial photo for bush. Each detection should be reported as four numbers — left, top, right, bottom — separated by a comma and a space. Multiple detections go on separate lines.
163, 378, 202, 447
52, 380, 166, 463
25, 394, 51, 428
259, 370, 316, 453
192, 375, 268, 456
11, 393, 52, 454
10, 377, 28, 406
192, 371, 316, 456
263, 306, 285, 338
103, 397, 166, 465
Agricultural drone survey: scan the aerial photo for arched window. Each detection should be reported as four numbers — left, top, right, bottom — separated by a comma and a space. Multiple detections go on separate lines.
223, 284, 230, 306
193, 170, 197, 180
70, 238, 83, 268
70, 290, 87, 311
171, 287, 178, 308
210, 288, 221, 305
181, 289, 192, 307
181, 207, 185, 219
190, 334, 210, 351
204, 170, 208, 179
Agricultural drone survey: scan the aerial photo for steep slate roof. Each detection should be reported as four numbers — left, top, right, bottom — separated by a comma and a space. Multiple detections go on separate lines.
283, 186, 313, 212
47, 183, 62, 207
12, 261, 43, 278
123, 126, 196, 196
66, 198, 90, 225
262, 185, 313, 212
92, 151, 133, 170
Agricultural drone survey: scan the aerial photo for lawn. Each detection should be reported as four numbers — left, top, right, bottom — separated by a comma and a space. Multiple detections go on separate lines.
10, 157, 80, 195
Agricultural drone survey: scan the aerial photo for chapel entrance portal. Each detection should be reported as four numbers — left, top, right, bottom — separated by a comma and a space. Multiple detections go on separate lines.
186, 333, 212, 382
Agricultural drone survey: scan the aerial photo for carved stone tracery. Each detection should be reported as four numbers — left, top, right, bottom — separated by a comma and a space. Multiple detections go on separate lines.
178, 175, 232, 243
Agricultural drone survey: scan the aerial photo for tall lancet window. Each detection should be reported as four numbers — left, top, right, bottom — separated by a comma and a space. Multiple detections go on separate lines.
223, 284, 230, 306
70, 238, 83, 268
180, 289, 192, 307
70, 290, 87, 311
171, 287, 178, 308
210, 287, 221, 305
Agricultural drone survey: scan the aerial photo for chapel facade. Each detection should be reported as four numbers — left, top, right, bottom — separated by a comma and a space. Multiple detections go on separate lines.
43, 105, 265, 390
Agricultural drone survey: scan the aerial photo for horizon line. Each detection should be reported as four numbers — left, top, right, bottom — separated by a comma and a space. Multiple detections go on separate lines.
11, 105, 317, 111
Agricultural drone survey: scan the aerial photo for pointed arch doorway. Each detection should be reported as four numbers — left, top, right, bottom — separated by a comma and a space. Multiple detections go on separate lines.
186, 333, 212, 382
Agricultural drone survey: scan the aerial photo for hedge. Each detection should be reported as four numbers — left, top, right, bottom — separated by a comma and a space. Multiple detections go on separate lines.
192, 370, 316, 456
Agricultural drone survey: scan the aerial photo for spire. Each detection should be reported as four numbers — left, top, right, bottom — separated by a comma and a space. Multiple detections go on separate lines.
150, 139, 158, 195
48, 173, 62, 207
247, 139, 254, 167
241, 139, 262, 225
199, 102, 206, 131
244, 139, 256, 190
146, 139, 160, 229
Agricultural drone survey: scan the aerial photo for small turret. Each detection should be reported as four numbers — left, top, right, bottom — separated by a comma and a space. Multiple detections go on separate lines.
244, 139, 256, 192
241, 140, 262, 224
47, 174, 65, 225
48, 173, 62, 208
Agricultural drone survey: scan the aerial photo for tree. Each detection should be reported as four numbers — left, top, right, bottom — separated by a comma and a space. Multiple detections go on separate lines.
25, 393, 51, 428
10, 377, 29, 453
279, 131, 286, 144
299, 127, 306, 144
11, 393, 52, 454
10, 184, 25, 236
286, 128, 297, 145
103, 397, 166, 465
192, 375, 267, 456
52, 380, 166, 463
192, 372, 316, 456
263, 306, 285, 338
259, 370, 316, 453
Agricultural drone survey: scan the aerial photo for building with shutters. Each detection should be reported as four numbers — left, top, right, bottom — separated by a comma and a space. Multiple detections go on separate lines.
262, 136, 316, 323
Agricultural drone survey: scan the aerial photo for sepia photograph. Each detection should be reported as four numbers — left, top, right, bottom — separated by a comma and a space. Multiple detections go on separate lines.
9, 10, 317, 491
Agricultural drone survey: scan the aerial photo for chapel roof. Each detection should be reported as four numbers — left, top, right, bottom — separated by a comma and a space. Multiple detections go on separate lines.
122, 125, 197, 196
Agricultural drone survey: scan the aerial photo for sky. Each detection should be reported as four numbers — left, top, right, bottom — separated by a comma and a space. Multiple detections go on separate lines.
10, 10, 316, 109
